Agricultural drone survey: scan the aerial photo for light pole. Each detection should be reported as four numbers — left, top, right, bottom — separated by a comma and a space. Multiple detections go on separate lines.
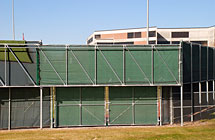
147, 0, 149, 44
12, 0, 15, 40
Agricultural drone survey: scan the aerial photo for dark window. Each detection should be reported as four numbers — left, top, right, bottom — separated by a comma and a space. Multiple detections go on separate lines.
135, 32, 141, 38
127, 32, 141, 38
149, 31, 156, 37
172, 41, 180, 44
87, 37, 93, 44
95, 34, 101, 39
97, 42, 114, 45
157, 41, 170, 44
149, 41, 156, 44
114, 42, 134, 45
191, 41, 208, 46
127, 33, 134, 38
172, 32, 189, 38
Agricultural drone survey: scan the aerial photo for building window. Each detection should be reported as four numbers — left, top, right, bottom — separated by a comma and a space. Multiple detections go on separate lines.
157, 41, 170, 44
172, 41, 180, 44
127, 32, 141, 38
149, 41, 156, 44
127, 33, 134, 38
172, 32, 189, 38
95, 34, 101, 39
87, 37, 93, 44
149, 31, 156, 37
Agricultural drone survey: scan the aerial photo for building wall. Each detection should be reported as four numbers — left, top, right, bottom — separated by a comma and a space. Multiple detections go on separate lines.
87, 26, 215, 47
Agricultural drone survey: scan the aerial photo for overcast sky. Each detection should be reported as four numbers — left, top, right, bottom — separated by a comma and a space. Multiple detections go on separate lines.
0, 0, 214, 44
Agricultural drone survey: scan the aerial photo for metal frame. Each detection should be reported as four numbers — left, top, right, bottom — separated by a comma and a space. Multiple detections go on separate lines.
0, 44, 181, 87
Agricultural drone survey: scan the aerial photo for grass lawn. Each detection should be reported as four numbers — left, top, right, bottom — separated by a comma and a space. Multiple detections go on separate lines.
0, 119, 215, 140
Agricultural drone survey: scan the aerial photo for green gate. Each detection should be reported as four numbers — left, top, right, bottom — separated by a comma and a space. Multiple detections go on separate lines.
109, 87, 157, 125
56, 87, 105, 126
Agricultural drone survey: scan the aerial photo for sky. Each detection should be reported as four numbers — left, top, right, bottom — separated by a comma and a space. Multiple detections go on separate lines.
0, 0, 215, 44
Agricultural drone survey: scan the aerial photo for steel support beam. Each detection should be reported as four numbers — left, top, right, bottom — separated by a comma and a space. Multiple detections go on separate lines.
170, 87, 173, 125
160, 87, 162, 126
40, 87, 43, 129
180, 85, 183, 126
8, 88, 11, 130
50, 87, 53, 128
213, 80, 215, 100
191, 44, 194, 122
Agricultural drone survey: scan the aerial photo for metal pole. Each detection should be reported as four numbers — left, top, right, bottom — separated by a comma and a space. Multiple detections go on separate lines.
5, 45, 7, 86
66, 45, 68, 85
147, 0, 149, 44
95, 45, 97, 85
170, 87, 173, 125
152, 45, 154, 84
8, 88, 11, 130
12, 0, 15, 40
40, 87, 43, 129
50, 87, 53, 128
191, 44, 193, 122
159, 86, 162, 126
123, 45, 125, 84
213, 80, 215, 100
180, 85, 183, 126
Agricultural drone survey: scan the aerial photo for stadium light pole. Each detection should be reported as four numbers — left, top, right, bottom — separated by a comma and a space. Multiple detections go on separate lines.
12, 0, 15, 40
147, 0, 149, 44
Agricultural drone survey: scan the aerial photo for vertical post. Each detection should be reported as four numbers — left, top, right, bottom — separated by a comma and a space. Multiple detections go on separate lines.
160, 87, 162, 126
80, 88, 82, 126
40, 87, 43, 129
53, 87, 57, 128
95, 45, 97, 85
213, 80, 215, 100
105, 86, 109, 126
123, 45, 125, 84
152, 45, 154, 85
12, 0, 15, 40
157, 86, 162, 126
132, 87, 135, 125
191, 43, 194, 122
206, 46, 209, 104
8, 88, 11, 130
180, 85, 183, 126
170, 87, 173, 125
147, 0, 149, 44
66, 45, 68, 85
50, 87, 53, 128
5, 45, 7, 86
206, 81, 209, 104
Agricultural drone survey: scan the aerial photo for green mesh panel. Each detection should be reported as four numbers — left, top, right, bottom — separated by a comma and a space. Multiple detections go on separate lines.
109, 87, 157, 125
68, 49, 95, 84
154, 48, 179, 84
56, 87, 105, 126
125, 48, 152, 84
82, 106, 105, 125
97, 49, 123, 84
40, 48, 66, 85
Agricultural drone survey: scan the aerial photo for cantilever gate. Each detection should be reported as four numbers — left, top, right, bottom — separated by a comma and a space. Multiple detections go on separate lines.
56, 87, 157, 126
108, 87, 157, 125
56, 87, 105, 126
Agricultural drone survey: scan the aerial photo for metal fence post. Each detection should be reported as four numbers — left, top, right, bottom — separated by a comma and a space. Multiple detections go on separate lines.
40, 87, 43, 129
8, 88, 11, 130
170, 87, 173, 125
181, 85, 183, 126
50, 87, 53, 128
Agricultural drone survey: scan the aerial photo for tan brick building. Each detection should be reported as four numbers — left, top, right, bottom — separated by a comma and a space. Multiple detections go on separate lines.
87, 26, 215, 47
